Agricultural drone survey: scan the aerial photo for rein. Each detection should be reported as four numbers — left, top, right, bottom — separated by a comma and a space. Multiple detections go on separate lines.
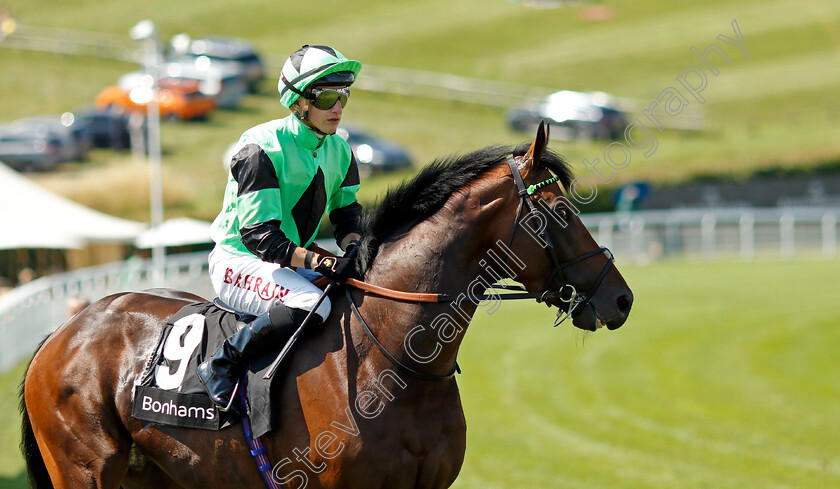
342, 155, 615, 381
345, 278, 444, 303
345, 277, 579, 304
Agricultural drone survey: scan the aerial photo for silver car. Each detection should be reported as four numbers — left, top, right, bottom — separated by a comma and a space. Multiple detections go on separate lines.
0, 127, 64, 172
8, 116, 92, 161
169, 35, 265, 93
0, 115, 92, 171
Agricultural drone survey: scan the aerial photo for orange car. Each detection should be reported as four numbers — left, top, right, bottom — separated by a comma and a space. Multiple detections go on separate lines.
95, 78, 216, 121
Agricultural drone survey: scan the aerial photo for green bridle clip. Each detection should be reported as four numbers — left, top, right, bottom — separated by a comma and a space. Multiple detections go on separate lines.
527, 176, 559, 195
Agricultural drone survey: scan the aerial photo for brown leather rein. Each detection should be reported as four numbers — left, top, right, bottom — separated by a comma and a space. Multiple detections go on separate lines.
345, 278, 443, 302
310, 274, 444, 303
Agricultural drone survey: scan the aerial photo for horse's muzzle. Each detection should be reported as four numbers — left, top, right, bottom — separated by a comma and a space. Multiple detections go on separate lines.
572, 289, 633, 331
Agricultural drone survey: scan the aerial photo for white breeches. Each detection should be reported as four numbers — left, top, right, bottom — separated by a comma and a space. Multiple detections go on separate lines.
208, 247, 331, 321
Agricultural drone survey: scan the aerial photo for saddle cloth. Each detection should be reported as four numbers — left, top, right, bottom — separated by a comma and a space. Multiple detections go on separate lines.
131, 300, 286, 437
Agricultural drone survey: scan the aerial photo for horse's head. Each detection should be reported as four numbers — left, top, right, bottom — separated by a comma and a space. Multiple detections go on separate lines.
494, 122, 633, 331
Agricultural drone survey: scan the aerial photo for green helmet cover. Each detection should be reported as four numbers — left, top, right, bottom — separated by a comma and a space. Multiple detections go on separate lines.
278, 45, 362, 109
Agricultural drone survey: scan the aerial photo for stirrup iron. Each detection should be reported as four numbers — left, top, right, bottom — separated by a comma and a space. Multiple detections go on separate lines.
218, 380, 241, 413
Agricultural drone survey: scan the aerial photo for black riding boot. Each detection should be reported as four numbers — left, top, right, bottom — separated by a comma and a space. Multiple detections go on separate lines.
197, 304, 309, 416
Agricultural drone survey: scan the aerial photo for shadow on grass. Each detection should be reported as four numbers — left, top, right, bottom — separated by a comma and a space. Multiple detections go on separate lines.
0, 470, 30, 489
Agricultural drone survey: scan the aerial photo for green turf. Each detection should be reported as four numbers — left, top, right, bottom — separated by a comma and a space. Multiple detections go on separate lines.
1, 257, 838, 487
453, 257, 840, 489
1, 0, 839, 220
0, 361, 27, 489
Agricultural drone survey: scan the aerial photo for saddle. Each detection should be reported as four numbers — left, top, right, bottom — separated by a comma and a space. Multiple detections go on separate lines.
132, 299, 291, 438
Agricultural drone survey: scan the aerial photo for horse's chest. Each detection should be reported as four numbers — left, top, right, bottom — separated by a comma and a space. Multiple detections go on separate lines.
287, 345, 467, 487
289, 398, 465, 489
343, 403, 466, 488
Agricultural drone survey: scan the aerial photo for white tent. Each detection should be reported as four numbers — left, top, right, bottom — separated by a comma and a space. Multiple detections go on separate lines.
0, 161, 146, 250
135, 217, 212, 249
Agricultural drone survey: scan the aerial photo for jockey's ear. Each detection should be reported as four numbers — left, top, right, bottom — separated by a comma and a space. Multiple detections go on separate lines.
523, 120, 549, 177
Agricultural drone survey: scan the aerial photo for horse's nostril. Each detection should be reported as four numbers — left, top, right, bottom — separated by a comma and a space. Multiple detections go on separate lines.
616, 292, 633, 314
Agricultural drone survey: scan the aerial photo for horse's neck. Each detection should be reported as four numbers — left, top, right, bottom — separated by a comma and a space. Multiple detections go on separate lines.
361, 190, 501, 376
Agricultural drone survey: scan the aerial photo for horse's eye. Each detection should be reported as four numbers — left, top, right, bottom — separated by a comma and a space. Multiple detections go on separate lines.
551, 204, 568, 220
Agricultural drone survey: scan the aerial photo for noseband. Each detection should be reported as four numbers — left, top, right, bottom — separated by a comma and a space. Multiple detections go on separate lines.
502, 157, 614, 326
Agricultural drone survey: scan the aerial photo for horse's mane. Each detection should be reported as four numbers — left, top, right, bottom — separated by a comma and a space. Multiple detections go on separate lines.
355, 143, 573, 274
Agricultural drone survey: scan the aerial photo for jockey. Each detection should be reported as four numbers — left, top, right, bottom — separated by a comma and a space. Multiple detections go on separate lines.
198, 45, 363, 414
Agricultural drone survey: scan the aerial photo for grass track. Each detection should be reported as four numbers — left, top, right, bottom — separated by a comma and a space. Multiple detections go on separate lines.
453, 257, 840, 489
1, 257, 838, 488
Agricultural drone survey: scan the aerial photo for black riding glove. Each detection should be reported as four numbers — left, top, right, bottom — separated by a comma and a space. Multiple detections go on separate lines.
314, 255, 354, 282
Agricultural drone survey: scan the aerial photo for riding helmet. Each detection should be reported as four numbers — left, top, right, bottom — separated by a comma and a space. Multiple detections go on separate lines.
278, 45, 362, 109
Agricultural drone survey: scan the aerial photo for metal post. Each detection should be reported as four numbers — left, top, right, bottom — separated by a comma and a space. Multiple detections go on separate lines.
739, 213, 754, 261
822, 213, 837, 259
130, 20, 165, 284
701, 213, 716, 261
630, 217, 645, 263
148, 42, 164, 282
780, 212, 795, 260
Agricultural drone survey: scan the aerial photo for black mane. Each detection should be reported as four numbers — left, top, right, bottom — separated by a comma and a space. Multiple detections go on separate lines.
355, 143, 573, 274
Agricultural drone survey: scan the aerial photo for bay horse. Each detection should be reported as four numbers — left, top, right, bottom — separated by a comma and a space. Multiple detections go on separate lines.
20, 124, 632, 489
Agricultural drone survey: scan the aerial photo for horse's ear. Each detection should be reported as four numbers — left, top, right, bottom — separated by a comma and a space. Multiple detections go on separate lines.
524, 120, 549, 171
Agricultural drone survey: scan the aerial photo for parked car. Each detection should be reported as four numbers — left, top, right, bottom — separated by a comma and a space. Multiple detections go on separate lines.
506, 90, 628, 141
169, 34, 265, 92
62, 106, 135, 150
95, 76, 216, 121
8, 115, 92, 161
0, 126, 65, 172
118, 62, 248, 110
158, 61, 248, 109
336, 126, 413, 177
2, 116, 93, 161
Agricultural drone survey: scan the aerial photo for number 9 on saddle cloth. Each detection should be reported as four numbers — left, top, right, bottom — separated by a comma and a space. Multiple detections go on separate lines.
132, 300, 282, 438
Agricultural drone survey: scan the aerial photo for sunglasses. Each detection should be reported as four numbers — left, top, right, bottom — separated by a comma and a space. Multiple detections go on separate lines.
306, 87, 350, 110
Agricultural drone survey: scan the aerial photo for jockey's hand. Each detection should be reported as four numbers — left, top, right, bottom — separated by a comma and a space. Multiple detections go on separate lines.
315, 255, 354, 282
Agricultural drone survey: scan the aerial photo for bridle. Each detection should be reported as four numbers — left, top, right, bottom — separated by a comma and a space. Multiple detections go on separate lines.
501, 157, 614, 327
345, 155, 615, 381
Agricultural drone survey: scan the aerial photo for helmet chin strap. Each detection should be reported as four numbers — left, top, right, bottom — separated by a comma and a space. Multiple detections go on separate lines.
293, 107, 334, 137
292, 105, 326, 134
293, 108, 311, 124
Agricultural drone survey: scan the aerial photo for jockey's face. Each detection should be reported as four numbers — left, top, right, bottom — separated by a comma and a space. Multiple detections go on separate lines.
295, 85, 345, 135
